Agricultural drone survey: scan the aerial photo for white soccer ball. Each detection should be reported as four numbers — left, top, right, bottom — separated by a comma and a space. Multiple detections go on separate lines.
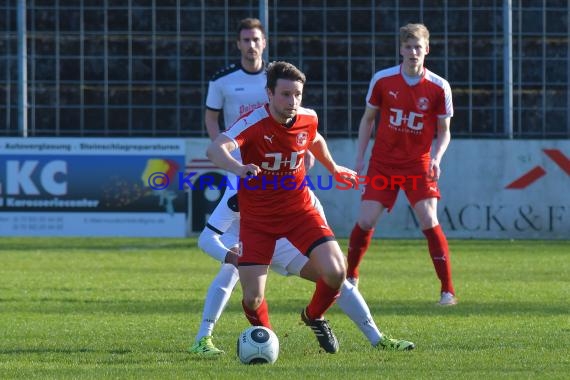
237, 326, 279, 364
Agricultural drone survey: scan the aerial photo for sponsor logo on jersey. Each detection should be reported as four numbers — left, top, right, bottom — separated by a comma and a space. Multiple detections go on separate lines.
239, 102, 265, 115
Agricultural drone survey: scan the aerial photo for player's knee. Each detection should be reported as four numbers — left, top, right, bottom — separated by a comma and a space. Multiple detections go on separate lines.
322, 266, 345, 288
358, 218, 376, 231
418, 215, 439, 230
242, 294, 263, 310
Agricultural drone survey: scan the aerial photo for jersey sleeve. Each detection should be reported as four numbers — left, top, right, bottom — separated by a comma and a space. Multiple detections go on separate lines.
366, 75, 382, 108
439, 80, 454, 118
223, 117, 250, 148
205, 79, 223, 111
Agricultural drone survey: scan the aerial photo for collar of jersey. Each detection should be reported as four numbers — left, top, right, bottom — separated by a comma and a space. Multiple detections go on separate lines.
239, 61, 267, 75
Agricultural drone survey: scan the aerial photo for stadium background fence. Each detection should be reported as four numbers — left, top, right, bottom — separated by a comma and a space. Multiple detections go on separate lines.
1, 0, 569, 139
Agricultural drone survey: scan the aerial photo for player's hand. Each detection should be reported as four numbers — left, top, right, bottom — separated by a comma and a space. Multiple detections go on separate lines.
224, 246, 239, 267
429, 158, 441, 181
335, 165, 358, 188
237, 163, 260, 178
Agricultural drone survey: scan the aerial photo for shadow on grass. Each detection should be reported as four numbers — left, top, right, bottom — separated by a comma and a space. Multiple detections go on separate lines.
1, 297, 200, 315
2, 297, 567, 317
357, 299, 569, 317
0, 347, 101, 354
267, 296, 568, 317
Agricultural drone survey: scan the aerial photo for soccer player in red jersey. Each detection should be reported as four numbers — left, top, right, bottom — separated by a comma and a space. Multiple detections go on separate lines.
207, 61, 356, 353
347, 23, 457, 306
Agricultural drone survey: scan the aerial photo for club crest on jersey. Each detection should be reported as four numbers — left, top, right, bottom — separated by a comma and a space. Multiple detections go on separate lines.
296, 132, 308, 146
417, 97, 430, 111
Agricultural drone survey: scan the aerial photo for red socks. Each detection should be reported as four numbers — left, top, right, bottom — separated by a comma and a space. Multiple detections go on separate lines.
242, 298, 273, 330
423, 225, 455, 295
305, 278, 340, 320
348, 222, 455, 295
347, 223, 374, 279
241, 280, 340, 327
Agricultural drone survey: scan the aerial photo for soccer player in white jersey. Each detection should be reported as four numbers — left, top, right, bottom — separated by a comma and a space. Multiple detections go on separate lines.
204, 18, 268, 141
203, 17, 269, 235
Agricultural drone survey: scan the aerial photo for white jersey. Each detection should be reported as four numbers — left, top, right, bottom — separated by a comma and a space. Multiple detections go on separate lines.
205, 62, 268, 130
205, 62, 268, 174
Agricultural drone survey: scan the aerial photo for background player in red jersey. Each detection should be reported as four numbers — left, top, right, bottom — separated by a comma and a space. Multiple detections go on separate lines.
207, 61, 356, 353
347, 23, 457, 306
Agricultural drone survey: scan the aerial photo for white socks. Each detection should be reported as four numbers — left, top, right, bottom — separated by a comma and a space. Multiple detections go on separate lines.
195, 263, 239, 342
194, 266, 385, 346
336, 280, 382, 346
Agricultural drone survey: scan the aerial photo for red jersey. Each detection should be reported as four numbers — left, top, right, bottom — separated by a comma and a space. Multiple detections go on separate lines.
366, 64, 453, 167
223, 104, 317, 222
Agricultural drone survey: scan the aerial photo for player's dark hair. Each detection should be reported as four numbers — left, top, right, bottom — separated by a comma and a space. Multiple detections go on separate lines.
237, 18, 266, 39
266, 61, 306, 92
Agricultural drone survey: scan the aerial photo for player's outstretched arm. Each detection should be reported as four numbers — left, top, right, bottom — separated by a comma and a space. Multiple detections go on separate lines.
309, 133, 357, 185
309, 132, 338, 173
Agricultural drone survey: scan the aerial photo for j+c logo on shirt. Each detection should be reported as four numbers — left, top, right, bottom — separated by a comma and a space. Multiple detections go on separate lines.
260, 151, 305, 171
389, 108, 424, 131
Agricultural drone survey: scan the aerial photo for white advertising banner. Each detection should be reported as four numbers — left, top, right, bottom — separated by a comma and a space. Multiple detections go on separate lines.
186, 138, 569, 239
0, 138, 187, 237
320, 139, 570, 239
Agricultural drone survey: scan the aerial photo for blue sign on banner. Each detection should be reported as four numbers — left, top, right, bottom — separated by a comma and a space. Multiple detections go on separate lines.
0, 138, 188, 237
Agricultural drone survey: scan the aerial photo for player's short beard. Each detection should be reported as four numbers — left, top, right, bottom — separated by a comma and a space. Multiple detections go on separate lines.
245, 50, 259, 62
276, 108, 296, 124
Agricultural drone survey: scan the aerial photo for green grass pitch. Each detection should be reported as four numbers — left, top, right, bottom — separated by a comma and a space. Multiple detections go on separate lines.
0, 237, 568, 379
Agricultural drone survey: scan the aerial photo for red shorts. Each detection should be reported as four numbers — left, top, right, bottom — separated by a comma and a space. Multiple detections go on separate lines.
362, 162, 440, 211
238, 208, 335, 266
